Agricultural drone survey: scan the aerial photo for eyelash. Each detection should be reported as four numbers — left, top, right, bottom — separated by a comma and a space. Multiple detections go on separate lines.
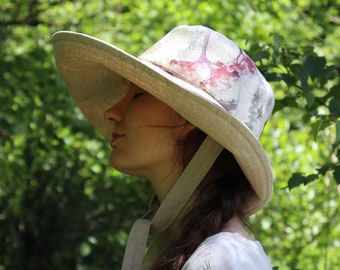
132, 92, 144, 99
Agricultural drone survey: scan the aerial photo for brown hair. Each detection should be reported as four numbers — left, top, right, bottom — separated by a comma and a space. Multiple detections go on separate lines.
149, 128, 256, 269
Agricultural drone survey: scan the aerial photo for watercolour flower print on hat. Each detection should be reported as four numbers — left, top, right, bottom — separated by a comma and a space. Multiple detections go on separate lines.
169, 31, 257, 92
140, 27, 274, 137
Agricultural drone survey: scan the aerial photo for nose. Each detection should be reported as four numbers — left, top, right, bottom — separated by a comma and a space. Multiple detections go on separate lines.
104, 106, 120, 125
104, 96, 128, 125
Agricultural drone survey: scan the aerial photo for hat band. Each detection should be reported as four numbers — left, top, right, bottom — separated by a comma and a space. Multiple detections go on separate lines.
121, 136, 223, 269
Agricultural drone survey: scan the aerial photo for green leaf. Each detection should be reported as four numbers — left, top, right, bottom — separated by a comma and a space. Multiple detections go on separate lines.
271, 34, 284, 64
317, 162, 336, 176
334, 166, 340, 185
302, 52, 326, 78
336, 120, 340, 143
273, 34, 284, 48
288, 173, 318, 189
310, 118, 332, 141
298, 68, 315, 107
274, 97, 299, 112
327, 83, 340, 100
329, 98, 340, 117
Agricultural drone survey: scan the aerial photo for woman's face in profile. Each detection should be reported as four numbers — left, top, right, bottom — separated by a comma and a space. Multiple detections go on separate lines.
104, 84, 194, 180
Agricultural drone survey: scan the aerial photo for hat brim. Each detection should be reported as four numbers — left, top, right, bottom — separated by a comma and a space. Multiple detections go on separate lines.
52, 31, 272, 215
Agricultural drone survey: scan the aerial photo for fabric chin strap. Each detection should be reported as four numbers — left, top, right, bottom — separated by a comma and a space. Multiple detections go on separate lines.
121, 136, 223, 270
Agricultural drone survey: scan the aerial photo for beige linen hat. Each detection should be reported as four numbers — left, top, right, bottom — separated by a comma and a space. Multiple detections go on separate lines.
53, 25, 274, 269
52, 25, 274, 215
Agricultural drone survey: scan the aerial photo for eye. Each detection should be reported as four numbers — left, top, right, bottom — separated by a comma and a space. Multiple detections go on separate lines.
132, 92, 144, 99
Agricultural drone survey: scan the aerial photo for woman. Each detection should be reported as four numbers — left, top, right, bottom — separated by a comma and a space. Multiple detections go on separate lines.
53, 25, 274, 269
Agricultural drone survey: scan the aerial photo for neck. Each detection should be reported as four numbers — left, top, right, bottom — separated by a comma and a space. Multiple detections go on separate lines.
147, 162, 184, 203
222, 216, 252, 239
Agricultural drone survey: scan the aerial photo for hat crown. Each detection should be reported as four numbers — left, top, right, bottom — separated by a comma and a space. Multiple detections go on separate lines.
140, 25, 274, 138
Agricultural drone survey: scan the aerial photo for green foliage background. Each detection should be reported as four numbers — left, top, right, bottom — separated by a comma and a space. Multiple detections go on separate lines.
0, 0, 339, 269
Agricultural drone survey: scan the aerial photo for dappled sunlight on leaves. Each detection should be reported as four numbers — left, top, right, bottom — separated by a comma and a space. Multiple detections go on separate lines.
0, 0, 339, 269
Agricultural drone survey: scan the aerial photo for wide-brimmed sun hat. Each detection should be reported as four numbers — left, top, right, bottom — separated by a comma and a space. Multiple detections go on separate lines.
53, 24, 274, 213
53, 25, 274, 269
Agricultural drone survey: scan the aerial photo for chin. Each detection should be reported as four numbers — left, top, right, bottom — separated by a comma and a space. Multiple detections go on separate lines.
110, 157, 139, 177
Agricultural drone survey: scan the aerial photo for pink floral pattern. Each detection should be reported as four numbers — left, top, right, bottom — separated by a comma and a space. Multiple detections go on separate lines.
170, 46, 256, 90
140, 25, 274, 138
169, 29, 256, 89
165, 29, 262, 114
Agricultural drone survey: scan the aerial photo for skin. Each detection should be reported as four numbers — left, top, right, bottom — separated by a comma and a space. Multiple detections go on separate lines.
105, 84, 249, 239
104, 84, 195, 202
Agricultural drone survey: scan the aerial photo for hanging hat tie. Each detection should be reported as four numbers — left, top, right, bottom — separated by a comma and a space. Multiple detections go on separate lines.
121, 136, 223, 270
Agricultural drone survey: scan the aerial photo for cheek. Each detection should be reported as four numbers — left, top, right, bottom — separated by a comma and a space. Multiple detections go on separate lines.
147, 136, 180, 167
138, 129, 179, 160
155, 106, 186, 129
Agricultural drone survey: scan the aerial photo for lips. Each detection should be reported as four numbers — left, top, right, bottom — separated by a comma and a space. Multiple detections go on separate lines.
110, 133, 124, 148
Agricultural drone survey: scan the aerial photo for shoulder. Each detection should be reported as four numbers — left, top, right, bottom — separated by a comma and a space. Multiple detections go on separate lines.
182, 232, 272, 270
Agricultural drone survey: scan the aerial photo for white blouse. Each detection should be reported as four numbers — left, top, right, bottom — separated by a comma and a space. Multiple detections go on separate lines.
182, 232, 272, 270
